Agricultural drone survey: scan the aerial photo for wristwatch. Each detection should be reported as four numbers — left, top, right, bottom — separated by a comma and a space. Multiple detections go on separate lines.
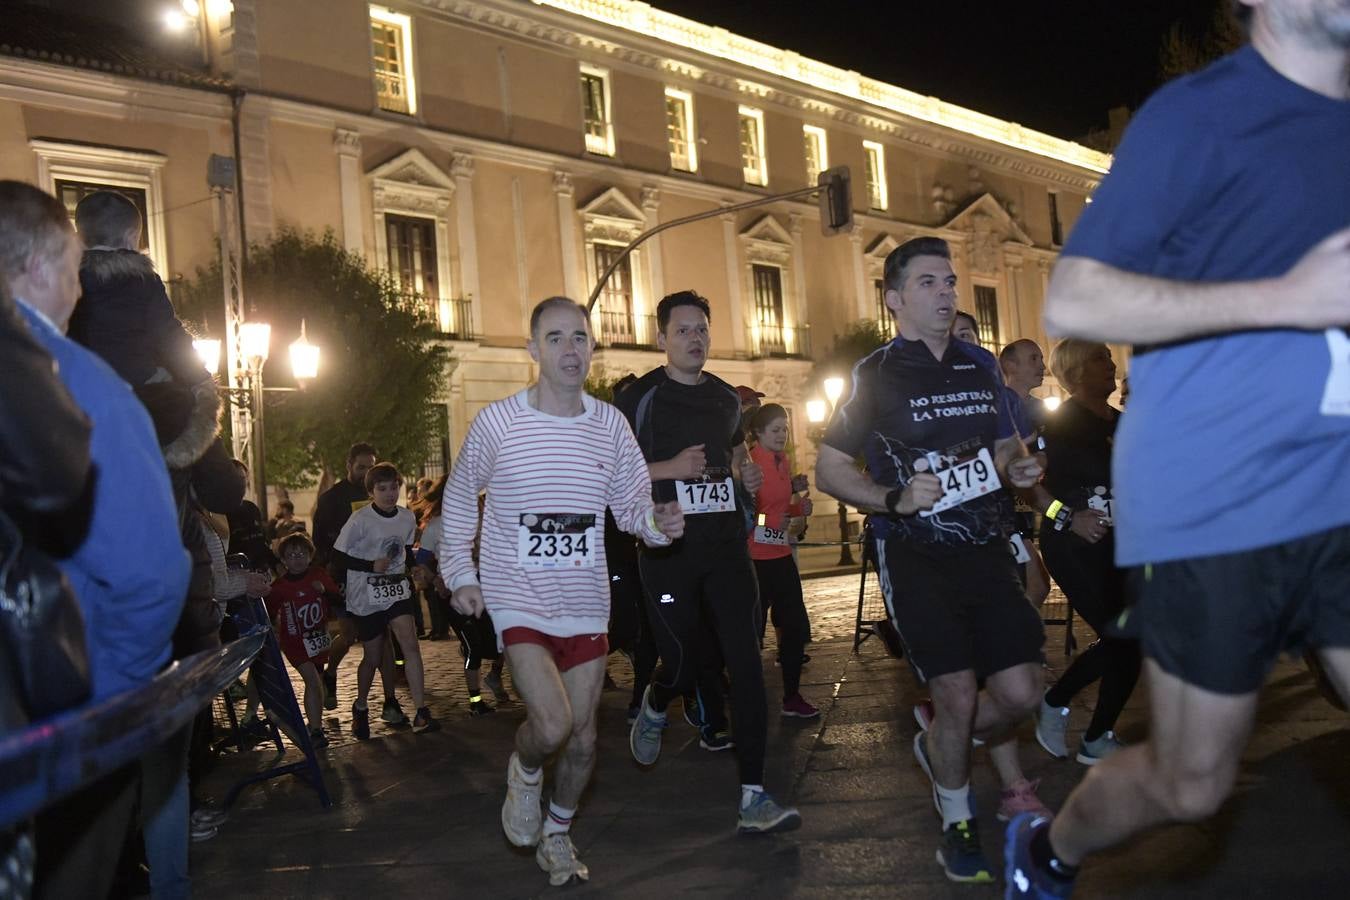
1046, 500, 1074, 532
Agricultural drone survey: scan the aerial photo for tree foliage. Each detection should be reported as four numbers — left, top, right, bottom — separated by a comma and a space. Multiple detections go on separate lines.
175, 229, 450, 488
811, 318, 889, 389
1158, 1, 1245, 82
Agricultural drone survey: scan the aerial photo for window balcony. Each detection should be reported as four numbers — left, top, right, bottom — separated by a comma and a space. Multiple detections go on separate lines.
597, 311, 658, 350
747, 322, 811, 359
401, 294, 474, 340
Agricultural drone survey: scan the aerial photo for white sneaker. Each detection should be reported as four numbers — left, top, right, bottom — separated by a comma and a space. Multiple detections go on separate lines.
1035, 698, 1070, 759
535, 832, 590, 886
501, 752, 543, 847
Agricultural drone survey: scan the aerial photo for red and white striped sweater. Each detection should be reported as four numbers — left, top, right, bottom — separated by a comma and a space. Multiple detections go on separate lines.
440, 389, 666, 638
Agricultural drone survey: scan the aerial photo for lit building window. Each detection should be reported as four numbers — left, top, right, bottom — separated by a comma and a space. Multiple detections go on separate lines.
803, 124, 827, 186
1048, 191, 1064, 246
974, 284, 1000, 347
739, 106, 767, 186
664, 88, 697, 172
370, 6, 416, 115
31, 140, 168, 273
580, 65, 615, 156
863, 140, 887, 210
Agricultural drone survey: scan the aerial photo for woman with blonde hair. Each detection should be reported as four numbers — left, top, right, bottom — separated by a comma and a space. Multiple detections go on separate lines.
1033, 339, 1140, 765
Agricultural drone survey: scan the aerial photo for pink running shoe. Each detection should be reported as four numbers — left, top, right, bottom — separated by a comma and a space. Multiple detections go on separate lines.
997, 778, 1053, 823
781, 694, 821, 719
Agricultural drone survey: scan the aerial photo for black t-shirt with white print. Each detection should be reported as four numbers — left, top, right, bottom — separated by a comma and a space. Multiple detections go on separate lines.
823, 336, 1016, 548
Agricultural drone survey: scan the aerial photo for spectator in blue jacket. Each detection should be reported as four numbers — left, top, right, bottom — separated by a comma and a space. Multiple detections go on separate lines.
0, 180, 189, 900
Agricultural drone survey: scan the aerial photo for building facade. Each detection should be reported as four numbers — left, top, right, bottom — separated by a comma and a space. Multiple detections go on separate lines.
0, 0, 1110, 543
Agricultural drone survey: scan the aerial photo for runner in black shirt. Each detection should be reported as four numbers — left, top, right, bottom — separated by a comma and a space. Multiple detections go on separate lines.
1030, 340, 1140, 767
816, 237, 1045, 883
617, 290, 801, 835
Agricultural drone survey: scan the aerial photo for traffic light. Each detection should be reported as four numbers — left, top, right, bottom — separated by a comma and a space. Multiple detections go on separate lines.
818, 165, 853, 236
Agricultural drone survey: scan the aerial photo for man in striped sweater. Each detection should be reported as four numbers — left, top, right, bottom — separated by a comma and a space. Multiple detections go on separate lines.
440, 296, 684, 887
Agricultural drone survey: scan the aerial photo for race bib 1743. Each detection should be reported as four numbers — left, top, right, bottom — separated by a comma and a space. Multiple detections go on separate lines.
517, 513, 597, 569
920, 447, 1002, 517
675, 477, 735, 515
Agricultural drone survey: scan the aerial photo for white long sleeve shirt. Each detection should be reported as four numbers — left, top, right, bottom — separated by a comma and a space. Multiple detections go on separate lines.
440, 390, 665, 638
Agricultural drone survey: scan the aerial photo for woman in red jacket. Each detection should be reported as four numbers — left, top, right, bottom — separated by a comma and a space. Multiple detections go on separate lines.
747, 404, 818, 719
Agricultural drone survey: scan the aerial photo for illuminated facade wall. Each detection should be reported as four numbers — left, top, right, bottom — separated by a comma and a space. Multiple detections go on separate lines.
0, 0, 1109, 547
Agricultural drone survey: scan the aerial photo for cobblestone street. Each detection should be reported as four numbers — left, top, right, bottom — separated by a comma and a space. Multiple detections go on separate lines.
193, 572, 1350, 898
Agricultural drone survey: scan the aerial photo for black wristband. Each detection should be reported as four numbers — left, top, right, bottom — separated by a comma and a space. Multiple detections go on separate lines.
884, 486, 903, 515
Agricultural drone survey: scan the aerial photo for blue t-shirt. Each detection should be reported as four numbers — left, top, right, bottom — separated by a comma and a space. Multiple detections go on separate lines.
1062, 45, 1350, 566
823, 336, 1016, 548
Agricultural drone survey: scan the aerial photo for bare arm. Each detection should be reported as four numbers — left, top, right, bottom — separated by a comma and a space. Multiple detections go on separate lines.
1045, 228, 1350, 343
814, 444, 888, 513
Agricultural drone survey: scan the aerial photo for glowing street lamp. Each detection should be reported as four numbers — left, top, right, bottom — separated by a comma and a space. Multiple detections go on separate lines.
193, 338, 221, 376
239, 321, 271, 364
289, 319, 320, 381
1042, 396, 1062, 412
824, 376, 845, 407
806, 399, 828, 425
816, 375, 854, 565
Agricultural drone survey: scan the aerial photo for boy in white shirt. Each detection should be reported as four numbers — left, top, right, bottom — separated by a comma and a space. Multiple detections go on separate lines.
333, 462, 438, 736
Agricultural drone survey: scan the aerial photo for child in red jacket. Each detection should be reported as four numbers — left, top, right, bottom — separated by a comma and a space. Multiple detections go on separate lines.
265, 532, 340, 746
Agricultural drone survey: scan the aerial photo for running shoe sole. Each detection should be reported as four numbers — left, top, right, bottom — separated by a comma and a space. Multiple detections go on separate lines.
737, 808, 802, 835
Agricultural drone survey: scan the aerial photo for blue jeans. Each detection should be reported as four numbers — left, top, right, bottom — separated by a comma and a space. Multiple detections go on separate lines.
141, 725, 191, 899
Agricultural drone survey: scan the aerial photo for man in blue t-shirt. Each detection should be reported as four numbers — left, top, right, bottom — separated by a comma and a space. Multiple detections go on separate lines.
816, 236, 1045, 884
1006, 3, 1350, 897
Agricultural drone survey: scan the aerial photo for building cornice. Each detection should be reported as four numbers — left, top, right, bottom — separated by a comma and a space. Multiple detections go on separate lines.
0, 56, 233, 124
414, 0, 1108, 189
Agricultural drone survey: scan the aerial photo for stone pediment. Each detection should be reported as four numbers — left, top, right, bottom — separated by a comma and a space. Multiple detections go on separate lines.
580, 187, 646, 243
580, 186, 646, 223
944, 193, 1033, 275
864, 233, 901, 261
740, 214, 793, 266
943, 192, 1033, 246
366, 148, 455, 190
741, 214, 793, 245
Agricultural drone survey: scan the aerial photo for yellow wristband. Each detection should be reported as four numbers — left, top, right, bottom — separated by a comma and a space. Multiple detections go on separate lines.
1045, 499, 1064, 521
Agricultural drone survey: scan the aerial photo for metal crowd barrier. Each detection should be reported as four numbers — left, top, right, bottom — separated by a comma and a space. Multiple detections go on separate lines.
0, 629, 265, 830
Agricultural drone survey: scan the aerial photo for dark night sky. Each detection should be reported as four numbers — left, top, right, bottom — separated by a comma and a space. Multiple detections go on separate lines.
653, 0, 1225, 139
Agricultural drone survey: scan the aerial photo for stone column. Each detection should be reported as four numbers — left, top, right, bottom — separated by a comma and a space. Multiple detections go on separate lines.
451, 153, 482, 336
640, 185, 664, 317
721, 204, 746, 354
333, 129, 364, 256
554, 171, 582, 301
849, 222, 869, 321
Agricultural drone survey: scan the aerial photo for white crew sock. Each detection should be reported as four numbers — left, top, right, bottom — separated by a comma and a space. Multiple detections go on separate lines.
935, 781, 973, 829
542, 800, 575, 836
740, 784, 765, 808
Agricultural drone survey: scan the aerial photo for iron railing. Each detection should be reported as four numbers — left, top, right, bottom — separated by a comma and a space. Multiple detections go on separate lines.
747, 322, 811, 358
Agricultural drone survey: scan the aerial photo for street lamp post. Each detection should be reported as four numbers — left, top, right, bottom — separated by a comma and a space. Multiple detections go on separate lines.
808, 376, 856, 567
195, 319, 321, 520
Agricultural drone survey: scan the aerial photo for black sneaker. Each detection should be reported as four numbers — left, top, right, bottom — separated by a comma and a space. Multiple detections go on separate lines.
698, 727, 735, 752
469, 699, 496, 717
937, 819, 994, 884
308, 728, 330, 749
352, 702, 371, 740
413, 706, 440, 733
